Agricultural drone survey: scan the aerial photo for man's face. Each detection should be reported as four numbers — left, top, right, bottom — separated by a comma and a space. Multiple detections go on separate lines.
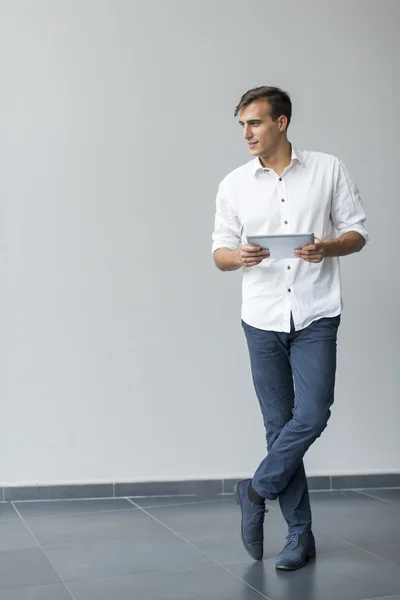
238, 100, 284, 158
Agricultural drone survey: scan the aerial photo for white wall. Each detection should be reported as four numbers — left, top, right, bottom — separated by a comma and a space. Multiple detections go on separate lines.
1, 0, 399, 486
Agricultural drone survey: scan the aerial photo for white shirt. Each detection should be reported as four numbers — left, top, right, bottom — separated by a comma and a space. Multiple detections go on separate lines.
212, 146, 368, 333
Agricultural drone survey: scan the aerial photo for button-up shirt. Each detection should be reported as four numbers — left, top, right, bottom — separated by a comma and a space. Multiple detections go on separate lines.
212, 146, 368, 332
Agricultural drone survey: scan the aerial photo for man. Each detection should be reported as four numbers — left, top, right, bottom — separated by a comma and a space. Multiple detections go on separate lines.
212, 86, 368, 571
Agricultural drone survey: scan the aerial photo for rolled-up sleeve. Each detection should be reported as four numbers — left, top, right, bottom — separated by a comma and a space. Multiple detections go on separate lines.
331, 159, 369, 242
212, 182, 242, 253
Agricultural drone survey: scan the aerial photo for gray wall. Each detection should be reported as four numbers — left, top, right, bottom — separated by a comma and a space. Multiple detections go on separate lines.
1, 0, 398, 485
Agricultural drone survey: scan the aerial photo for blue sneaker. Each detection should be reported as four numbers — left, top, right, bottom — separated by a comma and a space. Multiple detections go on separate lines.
234, 479, 267, 561
275, 531, 316, 570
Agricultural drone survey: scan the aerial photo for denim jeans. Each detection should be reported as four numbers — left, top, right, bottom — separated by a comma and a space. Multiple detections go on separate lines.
242, 314, 341, 533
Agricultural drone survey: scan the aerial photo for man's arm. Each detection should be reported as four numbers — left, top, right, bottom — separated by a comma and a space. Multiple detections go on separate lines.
212, 182, 242, 268
213, 248, 242, 271
295, 231, 365, 263
296, 158, 368, 263
324, 231, 365, 257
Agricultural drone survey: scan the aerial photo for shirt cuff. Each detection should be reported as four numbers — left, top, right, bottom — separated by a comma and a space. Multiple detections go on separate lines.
212, 242, 240, 253
338, 225, 369, 243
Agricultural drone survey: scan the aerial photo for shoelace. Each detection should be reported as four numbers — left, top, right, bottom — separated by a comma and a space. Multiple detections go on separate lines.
285, 532, 304, 548
250, 505, 268, 524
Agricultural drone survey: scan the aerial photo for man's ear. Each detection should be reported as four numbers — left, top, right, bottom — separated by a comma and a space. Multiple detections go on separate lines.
278, 115, 288, 132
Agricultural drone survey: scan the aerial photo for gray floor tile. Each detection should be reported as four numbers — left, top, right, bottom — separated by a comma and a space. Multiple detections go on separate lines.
355, 489, 400, 505
356, 540, 400, 566
27, 507, 176, 547
227, 547, 400, 600
0, 504, 20, 523
0, 584, 72, 599
15, 498, 135, 520
0, 521, 38, 552
309, 490, 381, 507
0, 549, 62, 592
140, 498, 349, 565
365, 597, 400, 600
140, 496, 265, 564
69, 565, 266, 599
309, 491, 400, 542
132, 495, 234, 509
3, 488, 400, 598
312, 500, 400, 546
43, 533, 214, 583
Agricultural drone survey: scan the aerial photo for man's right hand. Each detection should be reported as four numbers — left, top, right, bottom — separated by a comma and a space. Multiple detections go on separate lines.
239, 244, 270, 268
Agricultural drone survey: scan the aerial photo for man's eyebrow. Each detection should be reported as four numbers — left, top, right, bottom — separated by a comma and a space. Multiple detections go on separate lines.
238, 119, 263, 125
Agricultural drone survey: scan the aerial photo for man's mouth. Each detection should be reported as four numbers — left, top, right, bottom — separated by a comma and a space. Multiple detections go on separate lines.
248, 142, 258, 148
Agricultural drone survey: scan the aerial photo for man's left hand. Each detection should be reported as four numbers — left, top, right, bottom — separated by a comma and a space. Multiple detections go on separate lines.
295, 238, 327, 263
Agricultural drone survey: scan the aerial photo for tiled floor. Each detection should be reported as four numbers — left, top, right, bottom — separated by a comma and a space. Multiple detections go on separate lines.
1, 489, 400, 599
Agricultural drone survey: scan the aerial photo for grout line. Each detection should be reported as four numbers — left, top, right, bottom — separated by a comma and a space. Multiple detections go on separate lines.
361, 596, 400, 600
11, 502, 77, 600
12, 498, 234, 520
336, 487, 400, 493
130, 494, 197, 499
126, 498, 271, 599
11, 496, 117, 503
353, 490, 398, 506
137, 498, 235, 510
14, 506, 139, 522
317, 530, 399, 568
61, 564, 223, 586
8, 494, 197, 504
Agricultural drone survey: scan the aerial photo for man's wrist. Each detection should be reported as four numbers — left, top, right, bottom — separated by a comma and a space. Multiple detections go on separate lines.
234, 248, 243, 267
323, 238, 342, 258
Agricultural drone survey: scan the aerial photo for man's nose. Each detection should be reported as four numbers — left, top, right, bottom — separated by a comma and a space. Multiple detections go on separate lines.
243, 126, 252, 139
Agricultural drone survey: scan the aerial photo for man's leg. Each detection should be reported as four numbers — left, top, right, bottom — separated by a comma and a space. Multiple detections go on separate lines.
252, 315, 340, 501
242, 320, 312, 534
273, 315, 340, 569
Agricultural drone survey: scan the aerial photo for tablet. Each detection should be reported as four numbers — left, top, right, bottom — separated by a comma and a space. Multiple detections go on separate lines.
246, 233, 314, 259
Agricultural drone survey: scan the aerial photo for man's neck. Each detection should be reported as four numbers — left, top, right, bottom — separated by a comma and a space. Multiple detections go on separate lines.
258, 141, 292, 176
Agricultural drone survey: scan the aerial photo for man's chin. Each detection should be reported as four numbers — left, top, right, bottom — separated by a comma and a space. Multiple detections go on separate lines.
249, 147, 262, 156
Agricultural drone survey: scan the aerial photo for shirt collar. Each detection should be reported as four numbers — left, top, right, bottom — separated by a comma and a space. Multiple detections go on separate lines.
252, 145, 304, 175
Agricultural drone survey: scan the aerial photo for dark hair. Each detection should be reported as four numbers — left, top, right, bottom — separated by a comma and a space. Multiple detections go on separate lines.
234, 86, 292, 129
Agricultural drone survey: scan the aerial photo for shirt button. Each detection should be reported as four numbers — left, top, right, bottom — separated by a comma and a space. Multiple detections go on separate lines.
287, 266, 291, 270
288, 288, 292, 292
284, 221, 288, 225
281, 198, 285, 202
279, 177, 282, 181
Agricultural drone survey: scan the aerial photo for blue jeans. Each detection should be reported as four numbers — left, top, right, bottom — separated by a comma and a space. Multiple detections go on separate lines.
242, 314, 341, 533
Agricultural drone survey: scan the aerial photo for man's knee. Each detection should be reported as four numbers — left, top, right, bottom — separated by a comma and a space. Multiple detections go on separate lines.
265, 417, 292, 450
293, 407, 332, 439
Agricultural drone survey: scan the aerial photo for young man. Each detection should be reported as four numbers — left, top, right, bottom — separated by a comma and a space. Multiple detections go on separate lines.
212, 86, 368, 570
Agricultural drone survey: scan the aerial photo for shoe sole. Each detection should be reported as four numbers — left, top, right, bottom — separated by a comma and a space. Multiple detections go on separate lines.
234, 482, 263, 561
275, 546, 316, 571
